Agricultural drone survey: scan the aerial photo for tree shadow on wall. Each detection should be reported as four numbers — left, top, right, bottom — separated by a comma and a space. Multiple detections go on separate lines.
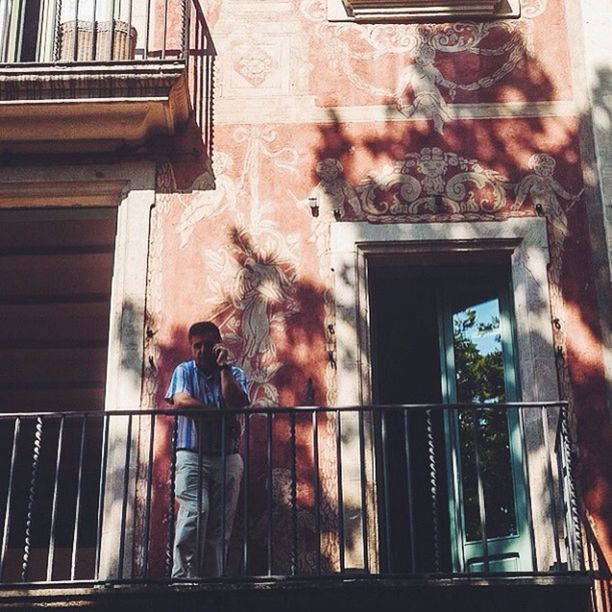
308, 24, 612, 585
138, 253, 350, 578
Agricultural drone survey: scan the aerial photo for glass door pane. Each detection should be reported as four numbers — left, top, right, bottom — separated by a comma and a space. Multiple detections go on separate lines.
452, 297, 517, 542
441, 276, 533, 572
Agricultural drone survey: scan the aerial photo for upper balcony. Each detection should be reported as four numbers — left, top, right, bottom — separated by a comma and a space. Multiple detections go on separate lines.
0, 0, 213, 154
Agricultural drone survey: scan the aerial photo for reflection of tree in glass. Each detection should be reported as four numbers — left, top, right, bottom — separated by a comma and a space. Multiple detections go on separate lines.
453, 308, 517, 542
454, 308, 504, 404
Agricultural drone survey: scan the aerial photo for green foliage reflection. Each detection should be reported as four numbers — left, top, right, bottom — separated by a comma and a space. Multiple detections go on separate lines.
453, 305, 517, 542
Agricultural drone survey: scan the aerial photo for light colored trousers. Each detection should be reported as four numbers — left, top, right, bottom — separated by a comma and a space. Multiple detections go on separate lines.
172, 450, 243, 578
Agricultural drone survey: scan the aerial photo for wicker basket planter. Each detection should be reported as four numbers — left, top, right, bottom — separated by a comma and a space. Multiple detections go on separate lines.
58, 19, 137, 61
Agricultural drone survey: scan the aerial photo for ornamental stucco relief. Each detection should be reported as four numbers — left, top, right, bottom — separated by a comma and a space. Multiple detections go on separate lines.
310, 158, 361, 220
356, 147, 510, 219
201, 127, 303, 408
513, 153, 583, 286
233, 45, 277, 87
214, 1, 313, 104
300, 0, 549, 132
306, 149, 580, 235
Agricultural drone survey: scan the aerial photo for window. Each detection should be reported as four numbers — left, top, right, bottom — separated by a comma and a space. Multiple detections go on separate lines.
0, 0, 56, 62
0, 0, 141, 62
0, 208, 117, 413
328, 0, 520, 22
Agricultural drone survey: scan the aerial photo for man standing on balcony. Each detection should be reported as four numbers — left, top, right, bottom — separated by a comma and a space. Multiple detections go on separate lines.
166, 321, 250, 578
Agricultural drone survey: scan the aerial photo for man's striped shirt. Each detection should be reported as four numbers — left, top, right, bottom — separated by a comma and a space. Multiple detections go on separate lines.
165, 360, 249, 454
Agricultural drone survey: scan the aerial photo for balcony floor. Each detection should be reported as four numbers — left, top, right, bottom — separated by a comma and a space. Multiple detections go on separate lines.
0, 574, 593, 611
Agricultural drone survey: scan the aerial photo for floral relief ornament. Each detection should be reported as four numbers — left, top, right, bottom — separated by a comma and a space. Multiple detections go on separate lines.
233, 45, 276, 87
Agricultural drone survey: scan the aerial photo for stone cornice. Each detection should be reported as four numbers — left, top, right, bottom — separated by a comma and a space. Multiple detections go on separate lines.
0, 61, 192, 153
0, 60, 186, 101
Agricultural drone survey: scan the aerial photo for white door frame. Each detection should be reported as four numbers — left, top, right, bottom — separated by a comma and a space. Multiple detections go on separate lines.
0, 160, 156, 578
330, 218, 563, 572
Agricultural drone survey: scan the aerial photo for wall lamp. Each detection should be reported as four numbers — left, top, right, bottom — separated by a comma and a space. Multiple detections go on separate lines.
308, 196, 319, 217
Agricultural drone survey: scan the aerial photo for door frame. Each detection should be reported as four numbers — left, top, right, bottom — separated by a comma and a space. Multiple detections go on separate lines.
0, 160, 156, 579
330, 219, 561, 572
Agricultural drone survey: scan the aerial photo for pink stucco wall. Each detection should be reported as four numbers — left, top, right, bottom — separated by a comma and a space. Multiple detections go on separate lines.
144, 0, 611, 573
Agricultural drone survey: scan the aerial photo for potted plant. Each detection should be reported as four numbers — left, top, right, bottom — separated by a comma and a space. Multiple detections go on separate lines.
58, 0, 137, 61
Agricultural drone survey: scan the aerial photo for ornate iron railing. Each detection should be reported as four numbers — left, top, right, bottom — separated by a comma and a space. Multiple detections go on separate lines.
0, 403, 588, 585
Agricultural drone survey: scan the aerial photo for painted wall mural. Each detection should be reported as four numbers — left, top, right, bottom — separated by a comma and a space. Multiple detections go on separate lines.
358, 147, 510, 218
206, 227, 299, 407
298, 0, 559, 132
513, 153, 583, 286
137, 0, 611, 580
154, 139, 585, 414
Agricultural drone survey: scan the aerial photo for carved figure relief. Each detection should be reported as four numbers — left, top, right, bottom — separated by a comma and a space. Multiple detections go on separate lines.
208, 229, 299, 407
396, 44, 455, 134
512, 153, 582, 402
513, 153, 582, 286
234, 255, 295, 365
311, 158, 361, 220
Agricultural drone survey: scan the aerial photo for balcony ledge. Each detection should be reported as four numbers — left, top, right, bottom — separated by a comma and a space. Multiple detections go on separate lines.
0, 61, 191, 154
0, 574, 593, 611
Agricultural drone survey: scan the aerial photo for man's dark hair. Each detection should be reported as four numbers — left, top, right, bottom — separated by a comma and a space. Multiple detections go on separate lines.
188, 321, 222, 341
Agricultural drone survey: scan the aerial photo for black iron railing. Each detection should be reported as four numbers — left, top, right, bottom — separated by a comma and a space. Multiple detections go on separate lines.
0, 403, 587, 585
0, 0, 213, 129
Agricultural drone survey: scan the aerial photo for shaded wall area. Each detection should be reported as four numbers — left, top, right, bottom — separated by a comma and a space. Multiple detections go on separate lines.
138, 0, 611, 585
